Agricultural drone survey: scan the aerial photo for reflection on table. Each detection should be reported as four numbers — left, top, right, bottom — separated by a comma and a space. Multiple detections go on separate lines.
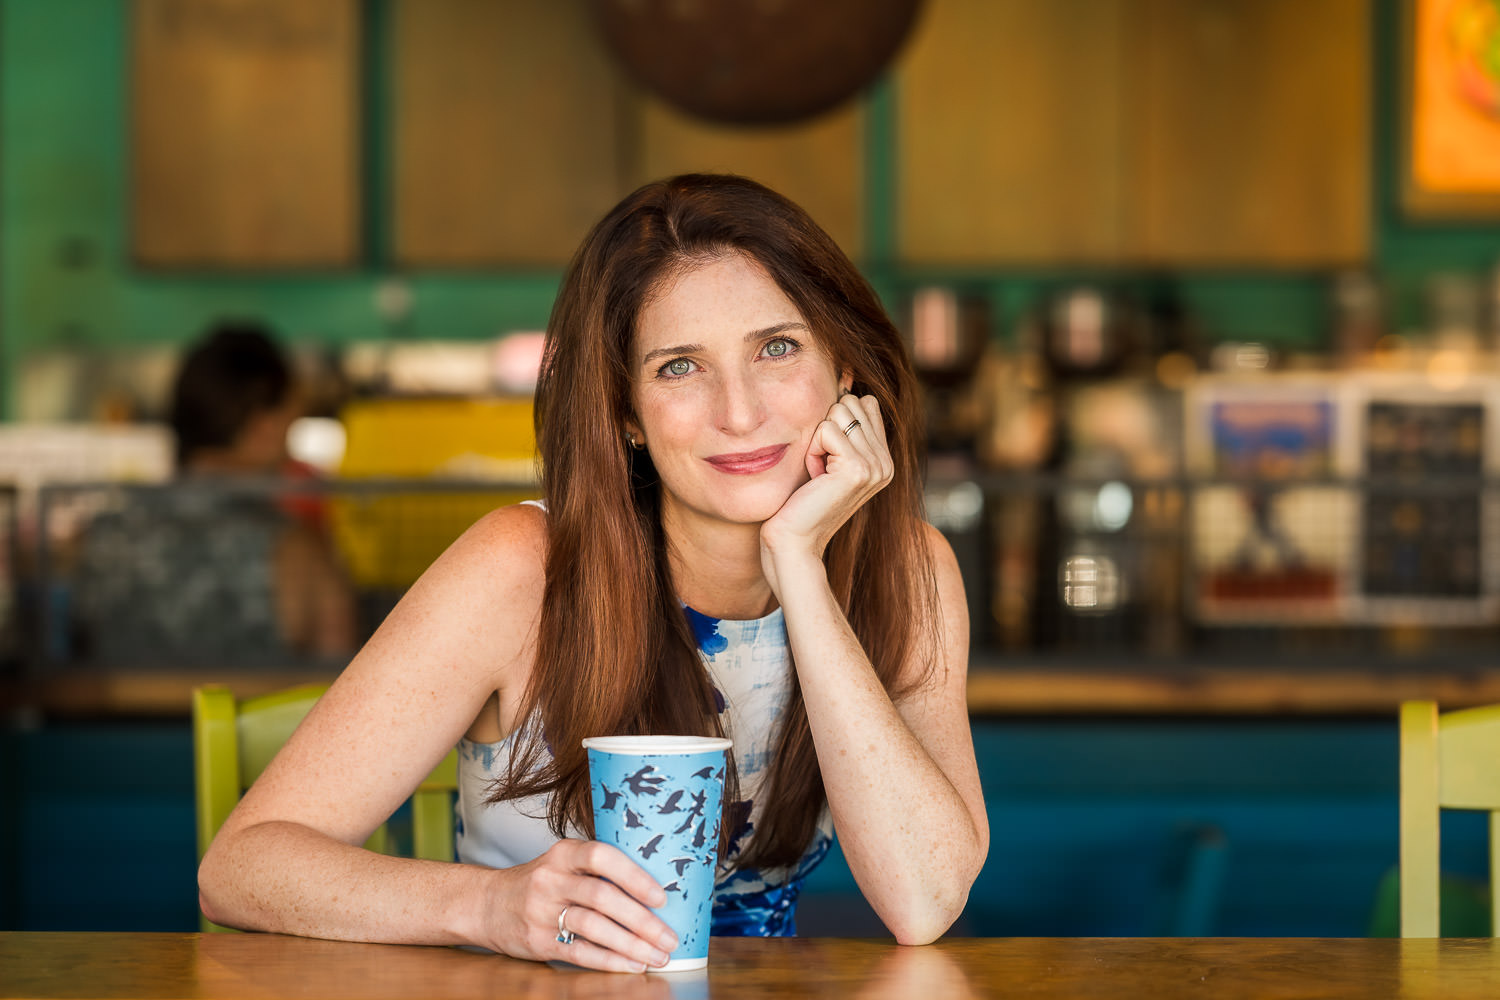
4, 933, 1500, 999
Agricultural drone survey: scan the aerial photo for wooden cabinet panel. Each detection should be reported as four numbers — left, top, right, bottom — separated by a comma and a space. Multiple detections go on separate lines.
394, 0, 860, 264
393, 0, 623, 267
628, 101, 864, 257
131, 0, 360, 268
896, 0, 1369, 267
896, 0, 1128, 265
1130, 0, 1370, 266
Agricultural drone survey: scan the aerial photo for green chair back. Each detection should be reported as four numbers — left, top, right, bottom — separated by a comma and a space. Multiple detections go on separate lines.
193, 683, 459, 932
1399, 699, 1500, 937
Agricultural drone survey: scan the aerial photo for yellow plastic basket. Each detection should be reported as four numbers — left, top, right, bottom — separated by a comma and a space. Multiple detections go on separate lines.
331, 397, 541, 589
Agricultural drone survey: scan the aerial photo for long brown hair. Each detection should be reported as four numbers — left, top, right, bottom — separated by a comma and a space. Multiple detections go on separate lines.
490, 174, 939, 869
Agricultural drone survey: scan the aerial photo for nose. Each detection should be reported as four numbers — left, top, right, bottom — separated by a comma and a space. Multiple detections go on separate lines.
715, 368, 766, 437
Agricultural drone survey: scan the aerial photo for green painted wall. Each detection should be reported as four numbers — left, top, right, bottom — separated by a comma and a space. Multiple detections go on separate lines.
3, 0, 1498, 418
0, 0, 564, 419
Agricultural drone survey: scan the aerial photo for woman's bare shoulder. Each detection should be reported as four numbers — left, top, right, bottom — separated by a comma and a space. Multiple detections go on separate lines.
428, 501, 546, 579
919, 520, 962, 582
371, 502, 548, 670
454, 501, 548, 573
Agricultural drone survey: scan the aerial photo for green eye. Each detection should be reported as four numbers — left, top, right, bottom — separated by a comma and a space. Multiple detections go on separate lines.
667, 359, 692, 376
766, 339, 789, 357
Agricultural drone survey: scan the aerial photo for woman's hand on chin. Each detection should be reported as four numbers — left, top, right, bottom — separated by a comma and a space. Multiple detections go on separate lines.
759, 393, 893, 592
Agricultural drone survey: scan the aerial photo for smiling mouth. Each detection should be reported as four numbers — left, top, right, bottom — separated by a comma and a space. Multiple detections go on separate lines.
705, 444, 789, 474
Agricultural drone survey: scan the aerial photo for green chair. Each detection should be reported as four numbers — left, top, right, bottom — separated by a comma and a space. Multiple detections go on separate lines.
193, 683, 459, 932
1395, 699, 1500, 937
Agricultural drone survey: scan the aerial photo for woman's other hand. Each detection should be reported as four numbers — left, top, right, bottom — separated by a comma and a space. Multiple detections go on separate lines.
484, 839, 678, 973
760, 392, 893, 592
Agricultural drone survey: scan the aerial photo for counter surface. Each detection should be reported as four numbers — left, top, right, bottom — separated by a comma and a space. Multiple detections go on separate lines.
14, 664, 1500, 717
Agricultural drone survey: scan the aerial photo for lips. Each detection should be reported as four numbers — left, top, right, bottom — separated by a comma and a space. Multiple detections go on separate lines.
705, 444, 788, 475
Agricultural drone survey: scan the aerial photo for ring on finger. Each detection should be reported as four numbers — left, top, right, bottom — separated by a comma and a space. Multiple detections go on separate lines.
843, 418, 862, 436
556, 905, 576, 945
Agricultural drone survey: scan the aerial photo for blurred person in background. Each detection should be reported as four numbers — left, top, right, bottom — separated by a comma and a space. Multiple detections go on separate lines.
73, 321, 355, 666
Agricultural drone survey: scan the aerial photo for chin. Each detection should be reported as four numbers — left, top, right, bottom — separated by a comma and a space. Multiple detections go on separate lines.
705, 496, 787, 526
696, 481, 801, 527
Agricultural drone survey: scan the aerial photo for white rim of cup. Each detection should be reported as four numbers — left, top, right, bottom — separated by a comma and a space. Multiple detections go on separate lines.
582, 736, 733, 754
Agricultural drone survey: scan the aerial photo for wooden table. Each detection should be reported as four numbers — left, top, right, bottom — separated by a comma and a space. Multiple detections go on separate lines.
3, 933, 1498, 999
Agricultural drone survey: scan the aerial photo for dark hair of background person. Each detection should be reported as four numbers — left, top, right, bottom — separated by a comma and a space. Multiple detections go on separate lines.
170, 321, 293, 468
492, 173, 940, 869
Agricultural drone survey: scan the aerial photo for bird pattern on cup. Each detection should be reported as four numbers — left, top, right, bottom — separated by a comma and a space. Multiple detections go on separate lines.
589, 751, 727, 962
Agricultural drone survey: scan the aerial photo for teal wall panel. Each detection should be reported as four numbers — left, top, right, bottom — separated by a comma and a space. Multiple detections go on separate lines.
8, 716, 1482, 937
5, 721, 198, 931
800, 718, 1490, 938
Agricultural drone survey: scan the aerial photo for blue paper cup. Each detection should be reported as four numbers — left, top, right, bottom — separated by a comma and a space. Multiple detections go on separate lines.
583, 735, 732, 972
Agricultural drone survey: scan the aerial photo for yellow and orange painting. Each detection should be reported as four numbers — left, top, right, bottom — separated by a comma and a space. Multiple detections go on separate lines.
1408, 0, 1500, 214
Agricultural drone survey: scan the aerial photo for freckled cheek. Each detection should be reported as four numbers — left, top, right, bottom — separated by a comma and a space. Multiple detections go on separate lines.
638, 401, 709, 458
788, 383, 837, 428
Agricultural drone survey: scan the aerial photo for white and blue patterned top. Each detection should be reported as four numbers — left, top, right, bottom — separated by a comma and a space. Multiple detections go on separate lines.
454, 603, 834, 937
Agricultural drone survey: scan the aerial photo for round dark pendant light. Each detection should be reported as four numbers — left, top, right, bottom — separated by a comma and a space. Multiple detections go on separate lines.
592, 0, 925, 125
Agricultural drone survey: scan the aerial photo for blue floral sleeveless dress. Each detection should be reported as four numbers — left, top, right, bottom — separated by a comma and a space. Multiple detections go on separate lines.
455, 604, 834, 936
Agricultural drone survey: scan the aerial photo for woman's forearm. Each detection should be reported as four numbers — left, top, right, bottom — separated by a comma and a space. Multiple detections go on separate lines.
199, 821, 494, 947
199, 819, 678, 972
771, 554, 987, 944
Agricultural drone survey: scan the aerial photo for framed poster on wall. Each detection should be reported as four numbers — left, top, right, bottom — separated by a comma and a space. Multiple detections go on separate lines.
1184, 376, 1356, 625
1403, 0, 1500, 218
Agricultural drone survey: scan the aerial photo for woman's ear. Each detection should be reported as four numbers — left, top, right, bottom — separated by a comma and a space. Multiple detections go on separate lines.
623, 417, 645, 450
839, 371, 854, 396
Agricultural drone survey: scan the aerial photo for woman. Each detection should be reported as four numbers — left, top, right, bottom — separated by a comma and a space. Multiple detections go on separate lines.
198, 175, 987, 972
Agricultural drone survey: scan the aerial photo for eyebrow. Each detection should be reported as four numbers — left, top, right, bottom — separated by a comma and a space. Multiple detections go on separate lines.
639, 322, 810, 368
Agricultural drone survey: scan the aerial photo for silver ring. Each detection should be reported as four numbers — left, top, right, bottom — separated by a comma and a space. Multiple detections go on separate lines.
843, 418, 861, 436
556, 905, 575, 945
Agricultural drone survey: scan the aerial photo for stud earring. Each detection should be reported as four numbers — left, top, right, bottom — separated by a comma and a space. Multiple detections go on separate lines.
626, 432, 645, 451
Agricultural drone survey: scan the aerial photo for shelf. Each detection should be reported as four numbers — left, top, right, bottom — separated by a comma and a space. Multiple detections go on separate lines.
967, 662, 1500, 715
11, 662, 1500, 719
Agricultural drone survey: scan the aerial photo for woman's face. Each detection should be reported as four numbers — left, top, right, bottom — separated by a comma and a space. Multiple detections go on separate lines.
626, 252, 848, 534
